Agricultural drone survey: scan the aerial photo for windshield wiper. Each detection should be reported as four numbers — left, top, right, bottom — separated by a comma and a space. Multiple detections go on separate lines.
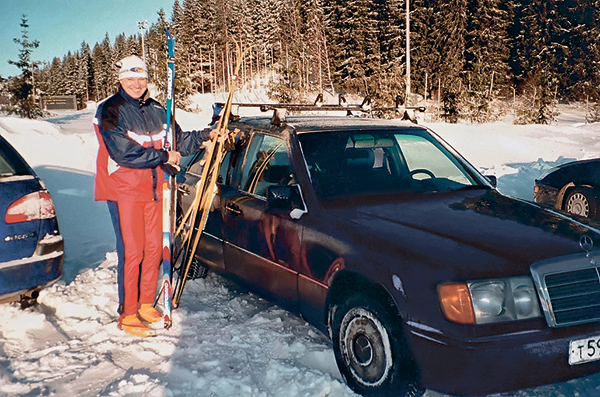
454, 185, 492, 192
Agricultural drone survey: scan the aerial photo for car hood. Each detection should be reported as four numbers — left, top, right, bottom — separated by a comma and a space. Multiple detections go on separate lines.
326, 189, 600, 277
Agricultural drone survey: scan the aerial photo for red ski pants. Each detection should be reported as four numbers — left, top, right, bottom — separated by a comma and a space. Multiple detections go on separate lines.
118, 200, 162, 316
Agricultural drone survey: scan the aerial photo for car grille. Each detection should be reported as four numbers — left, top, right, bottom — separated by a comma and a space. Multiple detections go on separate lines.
531, 253, 600, 327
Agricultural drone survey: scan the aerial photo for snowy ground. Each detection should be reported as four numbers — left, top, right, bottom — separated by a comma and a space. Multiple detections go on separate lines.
1, 96, 600, 396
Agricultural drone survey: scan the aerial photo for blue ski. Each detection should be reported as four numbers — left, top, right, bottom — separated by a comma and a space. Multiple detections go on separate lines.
157, 28, 177, 329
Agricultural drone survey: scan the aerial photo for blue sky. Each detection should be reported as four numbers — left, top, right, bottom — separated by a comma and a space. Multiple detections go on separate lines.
1, 0, 176, 78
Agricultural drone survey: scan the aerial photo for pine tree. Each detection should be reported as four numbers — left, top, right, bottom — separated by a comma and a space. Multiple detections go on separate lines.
411, 0, 439, 101
561, 0, 600, 101
370, 0, 404, 105
113, 34, 129, 64
461, 0, 512, 121
304, 0, 334, 93
7, 15, 41, 118
176, 0, 206, 104
269, 0, 306, 102
78, 42, 93, 105
146, 8, 170, 95
323, 0, 372, 93
510, 0, 564, 123
91, 34, 115, 101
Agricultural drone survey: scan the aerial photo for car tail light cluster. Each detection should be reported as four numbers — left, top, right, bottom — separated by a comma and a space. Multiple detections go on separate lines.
5, 191, 57, 224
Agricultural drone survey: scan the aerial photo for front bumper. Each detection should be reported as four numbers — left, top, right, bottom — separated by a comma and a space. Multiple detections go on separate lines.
406, 319, 600, 396
0, 234, 64, 300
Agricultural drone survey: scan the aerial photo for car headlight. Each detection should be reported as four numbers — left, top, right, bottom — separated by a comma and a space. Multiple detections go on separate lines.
438, 276, 542, 325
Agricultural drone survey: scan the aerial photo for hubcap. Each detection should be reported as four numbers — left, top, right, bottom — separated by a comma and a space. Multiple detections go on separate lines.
567, 193, 589, 217
353, 334, 374, 365
340, 308, 393, 387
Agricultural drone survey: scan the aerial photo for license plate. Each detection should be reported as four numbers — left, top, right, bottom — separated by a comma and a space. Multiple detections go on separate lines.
569, 336, 600, 365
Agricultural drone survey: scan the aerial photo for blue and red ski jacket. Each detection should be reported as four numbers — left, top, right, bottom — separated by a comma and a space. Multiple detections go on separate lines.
94, 87, 210, 202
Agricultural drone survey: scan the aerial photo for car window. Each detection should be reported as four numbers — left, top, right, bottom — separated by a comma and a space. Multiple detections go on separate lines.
299, 129, 479, 200
181, 149, 231, 185
240, 134, 294, 197
0, 139, 31, 177
0, 154, 16, 176
395, 135, 472, 185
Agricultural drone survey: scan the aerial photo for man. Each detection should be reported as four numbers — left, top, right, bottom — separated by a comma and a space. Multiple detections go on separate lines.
94, 55, 211, 337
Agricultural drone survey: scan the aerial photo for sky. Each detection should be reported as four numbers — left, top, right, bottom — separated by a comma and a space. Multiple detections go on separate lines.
0, 0, 176, 78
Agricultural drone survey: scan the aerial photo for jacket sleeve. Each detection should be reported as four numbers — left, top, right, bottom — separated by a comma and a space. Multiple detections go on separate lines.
175, 124, 212, 156
99, 107, 169, 169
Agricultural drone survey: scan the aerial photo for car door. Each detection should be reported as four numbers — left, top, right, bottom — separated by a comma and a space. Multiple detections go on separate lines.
177, 150, 231, 271
222, 132, 302, 307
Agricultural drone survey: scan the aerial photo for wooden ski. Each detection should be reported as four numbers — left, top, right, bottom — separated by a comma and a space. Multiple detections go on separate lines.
172, 40, 249, 306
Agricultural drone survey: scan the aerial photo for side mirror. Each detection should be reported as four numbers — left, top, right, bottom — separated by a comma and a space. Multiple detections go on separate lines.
267, 185, 294, 210
485, 175, 497, 187
266, 184, 308, 219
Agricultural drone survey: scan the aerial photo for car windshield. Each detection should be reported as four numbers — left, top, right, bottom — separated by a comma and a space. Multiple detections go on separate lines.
298, 128, 483, 200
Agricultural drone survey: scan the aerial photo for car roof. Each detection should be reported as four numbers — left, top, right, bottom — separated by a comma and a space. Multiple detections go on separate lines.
231, 115, 427, 134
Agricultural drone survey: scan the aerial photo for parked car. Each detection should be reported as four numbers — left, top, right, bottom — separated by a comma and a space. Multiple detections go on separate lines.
534, 158, 600, 220
0, 134, 64, 307
177, 112, 600, 396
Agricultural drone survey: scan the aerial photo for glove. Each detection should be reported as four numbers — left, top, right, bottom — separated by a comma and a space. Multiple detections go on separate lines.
162, 162, 181, 176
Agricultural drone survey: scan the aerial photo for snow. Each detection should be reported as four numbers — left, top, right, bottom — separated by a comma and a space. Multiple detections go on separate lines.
1, 97, 600, 396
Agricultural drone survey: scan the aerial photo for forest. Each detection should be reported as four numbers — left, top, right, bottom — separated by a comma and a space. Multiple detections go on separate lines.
3, 0, 600, 123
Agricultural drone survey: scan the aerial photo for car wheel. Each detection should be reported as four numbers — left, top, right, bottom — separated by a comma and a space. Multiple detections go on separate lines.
564, 187, 598, 219
330, 295, 423, 396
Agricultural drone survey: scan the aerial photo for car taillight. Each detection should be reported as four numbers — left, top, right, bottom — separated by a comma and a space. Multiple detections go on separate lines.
5, 191, 57, 224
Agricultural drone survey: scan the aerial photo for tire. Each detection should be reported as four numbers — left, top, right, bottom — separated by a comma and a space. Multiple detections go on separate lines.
330, 295, 423, 397
564, 186, 598, 219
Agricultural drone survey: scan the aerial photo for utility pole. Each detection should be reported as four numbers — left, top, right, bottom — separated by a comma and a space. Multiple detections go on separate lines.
406, 0, 411, 105
137, 20, 148, 62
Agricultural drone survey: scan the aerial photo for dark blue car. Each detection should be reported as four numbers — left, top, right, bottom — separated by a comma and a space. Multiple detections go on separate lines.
534, 158, 600, 220
0, 134, 63, 306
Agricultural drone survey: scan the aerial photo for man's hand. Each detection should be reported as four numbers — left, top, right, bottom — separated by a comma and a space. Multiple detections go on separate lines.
163, 150, 182, 176
166, 150, 181, 165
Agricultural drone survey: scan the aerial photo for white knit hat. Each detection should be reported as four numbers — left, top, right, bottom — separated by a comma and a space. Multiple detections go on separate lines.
116, 55, 148, 80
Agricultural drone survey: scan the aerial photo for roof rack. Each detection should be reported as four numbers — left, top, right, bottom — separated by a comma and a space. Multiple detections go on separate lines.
211, 94, 426, 126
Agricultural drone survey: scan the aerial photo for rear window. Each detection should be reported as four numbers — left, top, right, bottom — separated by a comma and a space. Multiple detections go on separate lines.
0, 138, 33, 177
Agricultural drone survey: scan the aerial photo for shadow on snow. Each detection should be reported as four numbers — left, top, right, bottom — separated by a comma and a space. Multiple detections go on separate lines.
34, 165, 114, 283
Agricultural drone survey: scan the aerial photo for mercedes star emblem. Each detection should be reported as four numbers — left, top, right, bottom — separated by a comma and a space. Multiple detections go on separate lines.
580, 235, 594, 255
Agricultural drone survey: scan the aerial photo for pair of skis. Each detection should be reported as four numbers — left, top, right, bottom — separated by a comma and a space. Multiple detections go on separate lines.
156, 29, 249, 326
172, 41, 249, 306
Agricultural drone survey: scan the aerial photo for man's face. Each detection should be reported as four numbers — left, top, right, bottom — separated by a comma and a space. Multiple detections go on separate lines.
121, 77, 148, 99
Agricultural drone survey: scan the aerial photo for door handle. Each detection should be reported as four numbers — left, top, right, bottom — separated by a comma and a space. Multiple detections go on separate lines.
225, 203, 242, 215
178, 184, 191, 196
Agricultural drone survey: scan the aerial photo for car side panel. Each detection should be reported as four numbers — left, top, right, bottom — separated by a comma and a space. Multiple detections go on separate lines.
179, 152, 226, 271
222, 192, 299, 306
